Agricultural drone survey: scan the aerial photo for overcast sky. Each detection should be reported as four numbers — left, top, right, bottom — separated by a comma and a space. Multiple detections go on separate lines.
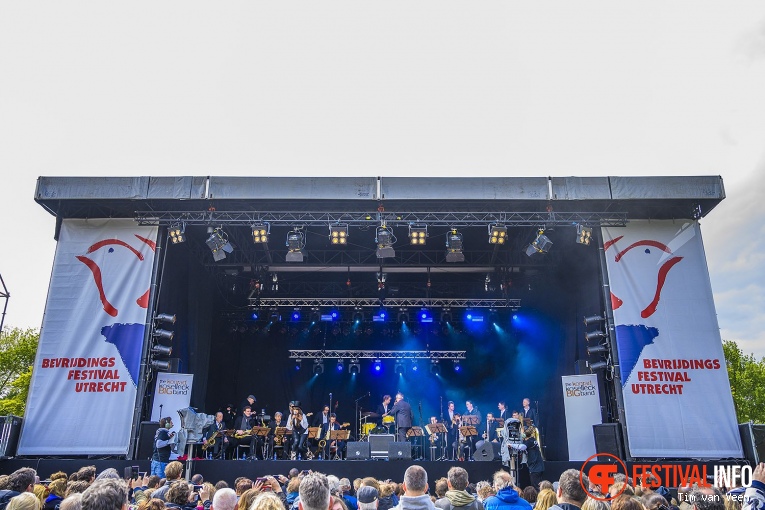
1, 1, 764, 358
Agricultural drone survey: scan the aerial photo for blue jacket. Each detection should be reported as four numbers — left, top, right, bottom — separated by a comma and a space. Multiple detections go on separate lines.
483, 488, 532, 510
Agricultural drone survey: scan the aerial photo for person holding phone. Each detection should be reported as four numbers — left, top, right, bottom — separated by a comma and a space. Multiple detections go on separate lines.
151, 417, 176, 477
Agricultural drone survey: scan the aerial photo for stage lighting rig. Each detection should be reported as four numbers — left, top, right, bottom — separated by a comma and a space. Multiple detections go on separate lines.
408, 225, 428, 246
394, 360, 405, 375
525, 229, 553, 257
349, 359, 360, 374
329, 224, 349, 245
169, 223, 186, 244
252, 223, 270, 243
488, 225, 507, 245
445, 229, 465, 262
576, 224, 593, 246
430, 360, 441, 375
206, 228, 234, 262
376, 225, 396, 258
286, 229, 306, 262
150, 312, 176, 371
313, 359, 324, 375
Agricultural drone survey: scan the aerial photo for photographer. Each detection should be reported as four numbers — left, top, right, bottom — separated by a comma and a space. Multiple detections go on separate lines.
151, 418, 176, 478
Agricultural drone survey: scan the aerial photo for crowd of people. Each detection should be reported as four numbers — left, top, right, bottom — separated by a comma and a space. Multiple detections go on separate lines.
1, 461, 763, 510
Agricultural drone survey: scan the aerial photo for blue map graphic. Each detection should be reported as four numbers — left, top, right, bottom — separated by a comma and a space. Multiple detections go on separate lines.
615, 324, 659, 386
101, 323, 145, 387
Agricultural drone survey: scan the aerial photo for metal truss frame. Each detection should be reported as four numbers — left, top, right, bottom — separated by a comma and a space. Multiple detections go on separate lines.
137, 210, 628, 228
252, 297, 521, 308
289, 350, 466, 360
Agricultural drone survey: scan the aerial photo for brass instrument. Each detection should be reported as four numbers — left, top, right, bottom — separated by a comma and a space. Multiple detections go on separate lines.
202, 431, 219, 450
235, 426, 258, 439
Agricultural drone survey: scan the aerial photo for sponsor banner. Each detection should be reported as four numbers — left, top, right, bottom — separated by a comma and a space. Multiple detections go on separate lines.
561, 374, 601, 461
602, 220, 741, 458
151, 373, 193, 436
18, 219, 157, 455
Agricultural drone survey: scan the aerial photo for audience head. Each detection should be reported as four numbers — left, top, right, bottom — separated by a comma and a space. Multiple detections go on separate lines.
59, 493, 83, 510
446, 467, 469, 491
9, 468, 37, 493
402, 466, 428, 495
164, 462, 183, 481
299, 473, 331, 510
356, 486, 379, 510
250, 491, 284, 510
535, 489, 558, 510
557, 469, 588, 507
212, 488, 237, 510
166, 481, 192, 506
81, 478, 129, 510
7, 493, 40, 510
491, 471, 514, 492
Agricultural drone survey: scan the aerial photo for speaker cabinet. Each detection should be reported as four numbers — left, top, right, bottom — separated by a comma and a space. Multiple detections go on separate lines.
0, 415, 22, 458
593, 423, 625, 459
346, 442, 370, 460
739, 422, 765, 464
137, 421, 160, 460
474, 440, 501, 461
369, 434, 395, 459
388, 442, 412, 460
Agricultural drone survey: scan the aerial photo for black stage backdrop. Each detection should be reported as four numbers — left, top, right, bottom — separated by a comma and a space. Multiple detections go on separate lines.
152, 230, 605, 461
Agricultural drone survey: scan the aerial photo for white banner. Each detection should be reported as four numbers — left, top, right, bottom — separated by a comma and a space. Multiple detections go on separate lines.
561, 374, 601, 461
151, 373, 194, 436
18, 219, 158, 455
602, 220, 742, 458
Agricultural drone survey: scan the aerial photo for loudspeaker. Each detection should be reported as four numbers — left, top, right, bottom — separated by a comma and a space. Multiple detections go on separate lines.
593, 423, 625, 459
388, 442, 411, 460
739, 422, 765, 464
346, 442, 370, 460
0, 415, 22, 458
137, 421, 160, 460
369, 434, 395, 459
474, 440, 501, 461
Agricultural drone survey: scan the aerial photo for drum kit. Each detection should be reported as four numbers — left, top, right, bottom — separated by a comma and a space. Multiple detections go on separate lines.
359, 411, 393, 440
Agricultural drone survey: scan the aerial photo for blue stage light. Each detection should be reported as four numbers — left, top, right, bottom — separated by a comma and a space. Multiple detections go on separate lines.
251, 312, 259, 320
292, 311, 301, 321
373, 359, 382, 372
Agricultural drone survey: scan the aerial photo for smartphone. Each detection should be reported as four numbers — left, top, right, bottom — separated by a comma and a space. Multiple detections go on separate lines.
138, 472, 146, 478
300, 470, 310, 476
193, 485, 204, 492
124, 466, 139, 479
256, 479, 271, 491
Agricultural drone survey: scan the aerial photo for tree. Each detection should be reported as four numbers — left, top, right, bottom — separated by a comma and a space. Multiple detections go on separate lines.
0, 327, 39, 415
723, 339, 765, 424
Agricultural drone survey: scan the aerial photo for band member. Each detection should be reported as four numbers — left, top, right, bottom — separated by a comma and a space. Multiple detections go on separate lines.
483, 412, 501, 443
203, 411, 232, 459
521, 398, 538, 425
320, 413, 346, 460
233, 406, 262, 460
313, 405, 331, 427
223, 404, 237, 429
427, 416, 442, 449
384, 392, 413, 442
445, 401, 459, 460
267, 411, 289, 460
497, 401, 509, 422
287, 403, 309, 460
376, 395, 392, 426
463, 400, 482, 458
239, 394, 257, 415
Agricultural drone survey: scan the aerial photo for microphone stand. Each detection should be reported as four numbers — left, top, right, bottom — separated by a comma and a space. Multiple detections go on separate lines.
417, 401, 424, 461
354, 392, 369, 442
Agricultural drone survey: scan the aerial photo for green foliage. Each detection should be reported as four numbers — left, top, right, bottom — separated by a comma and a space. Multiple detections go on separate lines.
723, 340, 765, 423
0, 327, 39, 415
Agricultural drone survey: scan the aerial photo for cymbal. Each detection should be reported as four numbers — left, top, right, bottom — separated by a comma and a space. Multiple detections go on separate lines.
362, 412, 380, 418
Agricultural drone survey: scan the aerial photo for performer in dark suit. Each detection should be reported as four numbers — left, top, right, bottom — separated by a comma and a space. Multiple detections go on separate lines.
384, 392, 413, 441
375, 395, 392, 426
445, 401, 459, 460
521, 398, 538, 425
203, 411, 232, 459
266, 411, 290, 460
320, 413, 347, 459
463, 400, 483, 459
497, 401, 509, 422
233, 406, 262, 460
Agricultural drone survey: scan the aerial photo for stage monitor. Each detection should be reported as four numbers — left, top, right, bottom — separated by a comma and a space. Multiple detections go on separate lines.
388, 442, 411, 460
346, 442, 370, 460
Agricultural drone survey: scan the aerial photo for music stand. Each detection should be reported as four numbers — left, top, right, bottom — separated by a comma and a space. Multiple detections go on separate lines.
307, 426, 321, 439
329, 430, 350, 460
406, 426, 424, 460
426, 423, 447, 460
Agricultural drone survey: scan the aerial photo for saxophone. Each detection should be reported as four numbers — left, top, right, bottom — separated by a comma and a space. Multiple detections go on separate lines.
202, 430, 219, 451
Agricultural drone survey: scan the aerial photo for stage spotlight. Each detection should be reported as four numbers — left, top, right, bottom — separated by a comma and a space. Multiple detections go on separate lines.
583, 315, 605, 326
352, 308, 364, 323
153, 329, 174, 341
320, 309, 340, 322
408, 225, 428, 246
269, 308, 280, 322
525, 229, 553, 257
349, 359, 360, 374
590, 360, 609, 371
291, 309, 301, 322
169, 223, 186, 244
309, 308, 321, 323
329, 224, 349, 245
411, 360, 419, 372
587, 344, 609, 356
440, 309, 452, 324
585, 330, 607, 342
397, 309, 409, 323
155, 313, 176, 325
295, 359, 302, 371
576, 224, 593, 246
465, 311, 484, 323
336, 359, 344, 372
453, 360, 461, 372
286, 229, 306, 262
151, 344, 172, 357
488, 225, 507, 245
373, 309, 387, 322
430, 360, 441, 375
313, 360, 324, 375
150, 360, 171, 371
419, 309, 433, 323
206, 228, 234, 261
376, 225, 396, 258
373, 359, 382, 372
252, 223, 270, 243
445, 229, 465, 262
251, 311, 260, 320
394, 360, 405, 375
